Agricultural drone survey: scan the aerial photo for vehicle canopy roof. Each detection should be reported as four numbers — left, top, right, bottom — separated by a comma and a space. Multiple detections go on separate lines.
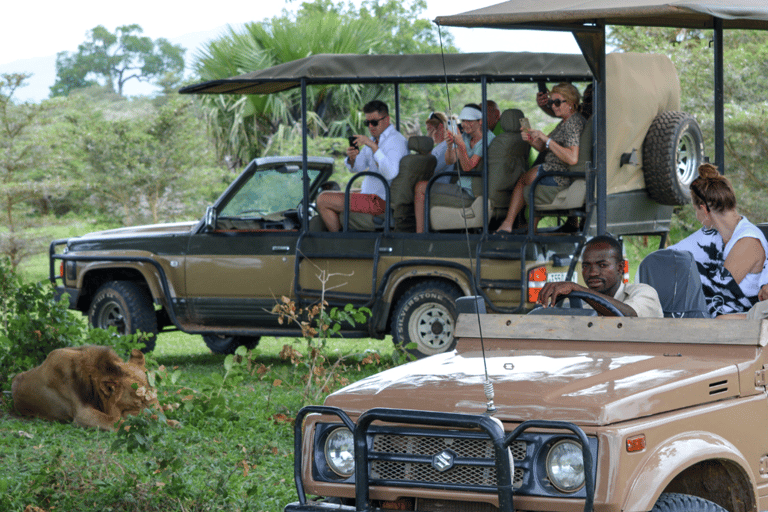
434, 0, 768, 233
179, 52, 592, 95
434, 1, 768, 30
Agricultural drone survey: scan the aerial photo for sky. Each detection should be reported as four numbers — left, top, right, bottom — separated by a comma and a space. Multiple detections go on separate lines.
0, 0, 580, 101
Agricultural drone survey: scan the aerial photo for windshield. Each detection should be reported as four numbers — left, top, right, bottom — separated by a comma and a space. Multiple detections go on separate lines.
219, 166, 320, 218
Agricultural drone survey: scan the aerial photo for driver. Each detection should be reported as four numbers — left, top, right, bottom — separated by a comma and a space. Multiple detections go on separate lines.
538, 235, 663, 317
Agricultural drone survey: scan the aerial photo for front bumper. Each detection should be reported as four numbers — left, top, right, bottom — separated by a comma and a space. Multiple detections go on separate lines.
285, 407, 595, 512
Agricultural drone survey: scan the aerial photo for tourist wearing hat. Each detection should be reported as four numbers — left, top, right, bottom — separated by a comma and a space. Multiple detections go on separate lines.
445, 104, 495, 183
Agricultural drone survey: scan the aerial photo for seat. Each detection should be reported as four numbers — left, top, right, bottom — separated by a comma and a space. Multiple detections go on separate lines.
344, 136, 436, 232
429, 109, 529, 231
523, 117, 593, 230
637, 248, 708, 318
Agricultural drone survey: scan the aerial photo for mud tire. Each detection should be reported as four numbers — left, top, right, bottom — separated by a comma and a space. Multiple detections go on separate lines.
391, 280, 461, 358
642, 111, 704, 206
202, 335, 260, 355
88, 281, 158, 352
650, 494, 728, 512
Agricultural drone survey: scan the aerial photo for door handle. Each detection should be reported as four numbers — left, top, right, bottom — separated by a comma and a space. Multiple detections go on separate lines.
379, 247, 393, 253
272, 246, 291, 252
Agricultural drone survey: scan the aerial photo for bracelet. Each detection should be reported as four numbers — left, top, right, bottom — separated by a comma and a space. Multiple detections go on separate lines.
546, 138, 551, 149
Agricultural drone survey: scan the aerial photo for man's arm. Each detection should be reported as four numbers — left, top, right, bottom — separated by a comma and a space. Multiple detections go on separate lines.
538, 281, 639, 317
373, 133, 408, 180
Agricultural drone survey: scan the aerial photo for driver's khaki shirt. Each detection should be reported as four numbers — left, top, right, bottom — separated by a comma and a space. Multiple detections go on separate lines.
614, 282, 663, 318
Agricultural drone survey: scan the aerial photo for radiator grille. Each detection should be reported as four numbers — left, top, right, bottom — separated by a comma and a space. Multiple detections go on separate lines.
370, 433, 526, 489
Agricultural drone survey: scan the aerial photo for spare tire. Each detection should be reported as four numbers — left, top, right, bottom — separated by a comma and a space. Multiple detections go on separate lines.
642, 111, 704, 205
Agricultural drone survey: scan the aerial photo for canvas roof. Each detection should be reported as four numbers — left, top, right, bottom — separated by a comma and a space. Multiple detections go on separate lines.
434, 0, 768, 30
180, 52, 591, 96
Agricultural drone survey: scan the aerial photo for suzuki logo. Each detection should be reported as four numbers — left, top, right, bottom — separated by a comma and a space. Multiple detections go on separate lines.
432, 449, 456, 472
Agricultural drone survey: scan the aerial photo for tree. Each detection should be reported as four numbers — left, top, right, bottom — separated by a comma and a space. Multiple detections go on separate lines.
51, 24, 186, 97
193, 0, 455, 166
76, 96, 219, 226
0, 74, 58, 267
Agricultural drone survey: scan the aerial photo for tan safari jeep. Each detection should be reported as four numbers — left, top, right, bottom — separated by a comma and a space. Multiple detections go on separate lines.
49, 52, 701, 356
284, 312, 768, 512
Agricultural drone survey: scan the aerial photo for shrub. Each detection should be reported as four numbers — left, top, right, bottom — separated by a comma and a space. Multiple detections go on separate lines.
0, 257, 88, 388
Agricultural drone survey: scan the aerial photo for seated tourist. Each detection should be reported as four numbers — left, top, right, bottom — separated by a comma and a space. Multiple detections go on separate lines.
668, 163, 768, 316
495, 82, 586, 234
317, 100, 408, 232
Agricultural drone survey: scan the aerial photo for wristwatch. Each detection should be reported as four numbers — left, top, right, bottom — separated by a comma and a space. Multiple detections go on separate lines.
546, 138, 551, 149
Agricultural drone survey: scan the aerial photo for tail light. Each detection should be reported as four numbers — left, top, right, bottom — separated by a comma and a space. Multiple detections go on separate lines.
528, 266, 547, 303
59, 262, 64, 278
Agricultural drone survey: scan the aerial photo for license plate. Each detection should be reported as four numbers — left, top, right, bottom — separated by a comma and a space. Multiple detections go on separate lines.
547, 272, 569, 283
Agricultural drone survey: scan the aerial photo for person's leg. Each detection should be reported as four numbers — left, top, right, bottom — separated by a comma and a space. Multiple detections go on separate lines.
496, 166, 539, 233
414, 181, 427, 233
316, 191, 345, 232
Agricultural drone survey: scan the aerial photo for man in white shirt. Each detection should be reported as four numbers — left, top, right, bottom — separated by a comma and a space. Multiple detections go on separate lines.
537, 235, 663, 317
317, 100, 408, 232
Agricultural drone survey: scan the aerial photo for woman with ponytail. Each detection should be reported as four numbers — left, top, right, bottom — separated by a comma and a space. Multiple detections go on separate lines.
669, 163, 768, 316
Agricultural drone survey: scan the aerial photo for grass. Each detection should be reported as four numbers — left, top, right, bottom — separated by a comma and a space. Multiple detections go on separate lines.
1, 329, 396, 512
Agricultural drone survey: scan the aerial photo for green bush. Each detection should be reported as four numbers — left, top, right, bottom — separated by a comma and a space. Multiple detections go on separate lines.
0, 257, 89, 388
0, 257, 148, 391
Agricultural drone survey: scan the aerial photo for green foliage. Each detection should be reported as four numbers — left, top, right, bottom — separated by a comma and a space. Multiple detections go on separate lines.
0, 257, 88, 386
70, 95, 220, 225
193, 0, 456, 166
0, 74, 61, 267
51, 24, 186, 97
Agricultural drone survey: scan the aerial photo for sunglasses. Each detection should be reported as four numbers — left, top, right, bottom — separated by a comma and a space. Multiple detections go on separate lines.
428, 112, 443, 122
364, 116, 387, 127
690, 184, 710, 212
547, 99, 568, 107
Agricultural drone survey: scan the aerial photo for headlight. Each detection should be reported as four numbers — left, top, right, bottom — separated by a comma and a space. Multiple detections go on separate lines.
324, 427, 355, 477
546, 439, 585, 492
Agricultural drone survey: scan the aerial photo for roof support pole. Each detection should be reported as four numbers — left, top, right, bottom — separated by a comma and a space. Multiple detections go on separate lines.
595, 23, 607, 235
713, 17, 725, 173
301, 78, 310, 231
481, 76, 489, 232
394, 83, 401, 131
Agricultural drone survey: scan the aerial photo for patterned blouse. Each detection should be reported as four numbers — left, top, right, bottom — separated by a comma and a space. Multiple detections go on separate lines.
542, 112, 586, 186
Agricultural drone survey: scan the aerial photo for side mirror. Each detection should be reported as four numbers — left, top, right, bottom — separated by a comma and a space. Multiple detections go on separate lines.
204, 206, 217, 232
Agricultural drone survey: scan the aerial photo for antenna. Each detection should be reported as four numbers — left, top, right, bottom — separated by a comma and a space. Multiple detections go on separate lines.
436, 22, 496, 415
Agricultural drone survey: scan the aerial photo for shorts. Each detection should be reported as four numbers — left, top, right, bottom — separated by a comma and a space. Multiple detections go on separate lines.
535, 164, 561, 186
350, 193, 386, 215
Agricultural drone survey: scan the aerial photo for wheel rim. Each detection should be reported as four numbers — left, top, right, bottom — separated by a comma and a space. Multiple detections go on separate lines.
95, 299, 128, 333
676, 131, 699, 188
408, 302, 455, 354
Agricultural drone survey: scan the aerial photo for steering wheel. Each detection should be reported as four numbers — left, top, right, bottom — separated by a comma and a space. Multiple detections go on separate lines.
528, 290, 624, 317
295, 201, 317, 219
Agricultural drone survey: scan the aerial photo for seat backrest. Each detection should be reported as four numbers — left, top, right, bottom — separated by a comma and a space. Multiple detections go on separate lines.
569, 115, 593, 174
471, 109, 529, 218
637, 249, 709, 318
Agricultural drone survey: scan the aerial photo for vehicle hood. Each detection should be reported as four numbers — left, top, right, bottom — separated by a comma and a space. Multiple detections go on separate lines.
325, 346, 745, 426
75, 221, 198, 240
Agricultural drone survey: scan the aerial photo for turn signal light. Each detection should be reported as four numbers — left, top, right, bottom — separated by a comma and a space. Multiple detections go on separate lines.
626, 435, 646, 452
528, 266, 547, 303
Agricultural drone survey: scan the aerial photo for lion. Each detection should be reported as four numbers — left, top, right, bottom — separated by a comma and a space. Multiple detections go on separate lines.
11, 345, 159, 431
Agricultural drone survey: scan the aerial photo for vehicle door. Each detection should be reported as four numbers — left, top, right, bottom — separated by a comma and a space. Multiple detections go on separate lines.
183, 160, 325, 327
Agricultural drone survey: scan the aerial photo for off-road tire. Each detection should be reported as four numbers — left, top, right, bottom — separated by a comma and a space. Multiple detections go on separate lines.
651, 493, 728, 512
391, 280, 461, 358
202, 334, 260, 355
88, 281, 158, 352
642, 111, 704, 206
